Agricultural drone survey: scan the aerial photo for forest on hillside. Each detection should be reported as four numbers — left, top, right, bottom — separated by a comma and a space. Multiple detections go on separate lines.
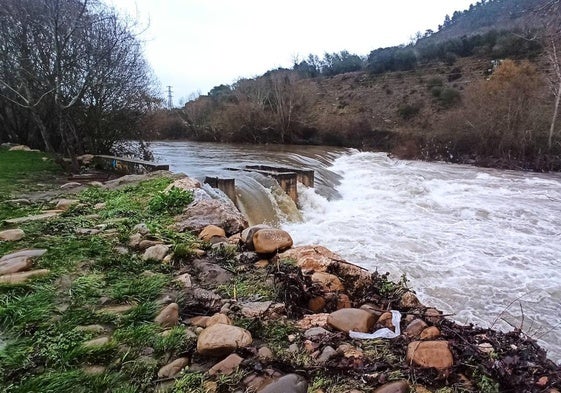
144, 0, 561, 171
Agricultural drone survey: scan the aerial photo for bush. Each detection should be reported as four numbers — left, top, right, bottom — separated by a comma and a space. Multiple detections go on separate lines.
397, 103, 421, 120
438, 88, 461, 108
148, 187, 194, 214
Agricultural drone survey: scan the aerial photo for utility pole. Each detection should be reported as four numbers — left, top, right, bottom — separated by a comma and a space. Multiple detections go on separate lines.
167, 85, 173, 109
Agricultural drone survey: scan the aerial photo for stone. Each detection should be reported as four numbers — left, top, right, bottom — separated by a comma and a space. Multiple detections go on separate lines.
258, 346, 274, 361
154, 303, 179, 328
193, 259, 233, 286
377, 312, 394, 328
327, 308, 376, 333
253, 229, 293, 254
4, 199, 31, 205
196, 323, 252, 357
189, 316, 210, 327
304, 327, 330, 340
55, 199, 79, 211
114, 246, 129, 255
142, 244, 169, 261
98, 304, 135, 314
77, 154, 95, 165
277, 246, 372, 296
336, 294, 351, 309
206, 313, 232, 327
337, 344, 363, 358
129, 233, 142, 248
420, 326, 440, 340
478, 342, 494, 354
4, 212, 60, 225
0, 257, 32, 275
0, 269, 50, 284
83, 336, 110, 348
198, 225, 226, 242
133, 223, 150, 235
174, 199, 248, 236
241, 301, 273, 318
405, 319, 428, 338
236, 251, 260, 265
424, 308, 443, 324
0, 249, 47, 262
308, 297, 326, 312
208, 353, 244, 376
174, 273, 193, 289
400, 291, 422, 308
406, 341, 454, 369
157, 357, 189, 378
94, 202, 106, 210
165, 177, 201, 192
9, 144, 32, 151
60, 182, 82, 189
75, 228, 101, 236
75, 324, 108, 334
311, 272, 344, 292
373, 380, 409, 393
82, 365, 106, 375
317, 346, 337, 364
258, 373, 308, 393
241, 224, 271, 249
139, 240, 164, 250
297, 313, 330, 330
255, 260, 269, 268
0, 229, 25, 242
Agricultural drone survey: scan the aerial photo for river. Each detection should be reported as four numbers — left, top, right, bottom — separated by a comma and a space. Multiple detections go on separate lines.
152, 140, 561, 364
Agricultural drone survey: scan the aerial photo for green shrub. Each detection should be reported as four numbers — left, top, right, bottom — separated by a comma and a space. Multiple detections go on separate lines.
438, 87, 461, 108
397, 103, 421, 120
148, 187, 193, 214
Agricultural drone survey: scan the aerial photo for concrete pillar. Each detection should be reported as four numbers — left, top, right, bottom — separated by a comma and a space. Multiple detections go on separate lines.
204, 177, 237, 204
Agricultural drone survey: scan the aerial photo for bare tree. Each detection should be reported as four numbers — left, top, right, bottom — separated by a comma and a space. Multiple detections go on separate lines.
0, 0, 156, 163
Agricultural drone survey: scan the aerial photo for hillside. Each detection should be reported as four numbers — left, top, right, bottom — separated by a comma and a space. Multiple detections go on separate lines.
146, 0, 561, 171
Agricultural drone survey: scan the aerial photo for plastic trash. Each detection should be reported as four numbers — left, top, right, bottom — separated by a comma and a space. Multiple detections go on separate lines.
349, 310, 401, 339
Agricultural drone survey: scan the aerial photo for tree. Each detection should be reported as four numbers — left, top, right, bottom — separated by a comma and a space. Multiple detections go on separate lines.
0, 0, 156, 164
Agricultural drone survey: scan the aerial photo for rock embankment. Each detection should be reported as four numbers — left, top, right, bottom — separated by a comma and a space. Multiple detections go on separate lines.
1, 171, 560, 392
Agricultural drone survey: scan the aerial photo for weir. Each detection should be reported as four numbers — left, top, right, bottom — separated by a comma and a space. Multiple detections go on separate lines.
93, 155, 169, 174
203, 177, 237, 204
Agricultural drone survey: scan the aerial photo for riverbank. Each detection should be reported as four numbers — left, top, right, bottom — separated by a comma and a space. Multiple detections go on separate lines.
1, 147, 560, 392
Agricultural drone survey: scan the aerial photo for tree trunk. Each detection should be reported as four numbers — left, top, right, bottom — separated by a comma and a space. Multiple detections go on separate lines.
548, 80, 561, 150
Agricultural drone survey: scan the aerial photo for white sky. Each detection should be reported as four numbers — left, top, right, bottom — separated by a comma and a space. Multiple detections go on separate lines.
110, 0, 475, 105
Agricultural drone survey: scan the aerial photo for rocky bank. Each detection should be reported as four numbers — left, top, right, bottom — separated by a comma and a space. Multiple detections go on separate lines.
1, 168, 560, 392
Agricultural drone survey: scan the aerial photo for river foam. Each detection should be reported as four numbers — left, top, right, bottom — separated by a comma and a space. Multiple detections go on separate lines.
283, 151, 561, 364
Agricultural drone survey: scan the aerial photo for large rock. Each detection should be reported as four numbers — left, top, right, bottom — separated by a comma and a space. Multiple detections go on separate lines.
0, 256, 32, 275
278, 246, 372, 297
257, 374, 308, 393
165, 177, 201, 192
406, 341, 454, 369
4, 212, 60, 225
253, 229, 293, 254
327, 308, 376, 333
196, 323, 252, 357
198, 225, 226, 242
0, 229, 25, 242
241, 224, 271, 250
174, 199, 248, 236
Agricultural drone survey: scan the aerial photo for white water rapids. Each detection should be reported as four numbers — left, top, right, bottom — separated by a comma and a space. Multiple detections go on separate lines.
153, 141, 561, 363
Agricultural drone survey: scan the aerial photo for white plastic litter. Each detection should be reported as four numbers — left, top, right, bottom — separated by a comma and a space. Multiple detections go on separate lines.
348, 310, 402, 339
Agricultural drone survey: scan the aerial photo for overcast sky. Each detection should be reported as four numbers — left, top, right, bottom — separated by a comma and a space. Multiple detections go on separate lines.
111, 0, 475, 105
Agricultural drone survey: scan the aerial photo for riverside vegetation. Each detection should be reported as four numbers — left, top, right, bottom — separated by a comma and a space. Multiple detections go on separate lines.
1, 147, 560, 392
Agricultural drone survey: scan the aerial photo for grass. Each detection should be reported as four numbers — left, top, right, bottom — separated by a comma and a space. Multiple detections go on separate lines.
0, 150, 200, 392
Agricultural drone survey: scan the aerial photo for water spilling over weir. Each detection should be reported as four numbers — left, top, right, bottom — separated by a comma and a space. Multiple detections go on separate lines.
152, 141, 561, 364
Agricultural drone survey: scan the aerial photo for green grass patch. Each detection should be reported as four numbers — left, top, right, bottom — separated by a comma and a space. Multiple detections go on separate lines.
0, 149, 63, 200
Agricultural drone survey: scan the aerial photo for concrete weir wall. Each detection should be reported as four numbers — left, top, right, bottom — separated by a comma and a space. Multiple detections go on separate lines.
94, 155, 169, 174
204, 177, 237, 204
